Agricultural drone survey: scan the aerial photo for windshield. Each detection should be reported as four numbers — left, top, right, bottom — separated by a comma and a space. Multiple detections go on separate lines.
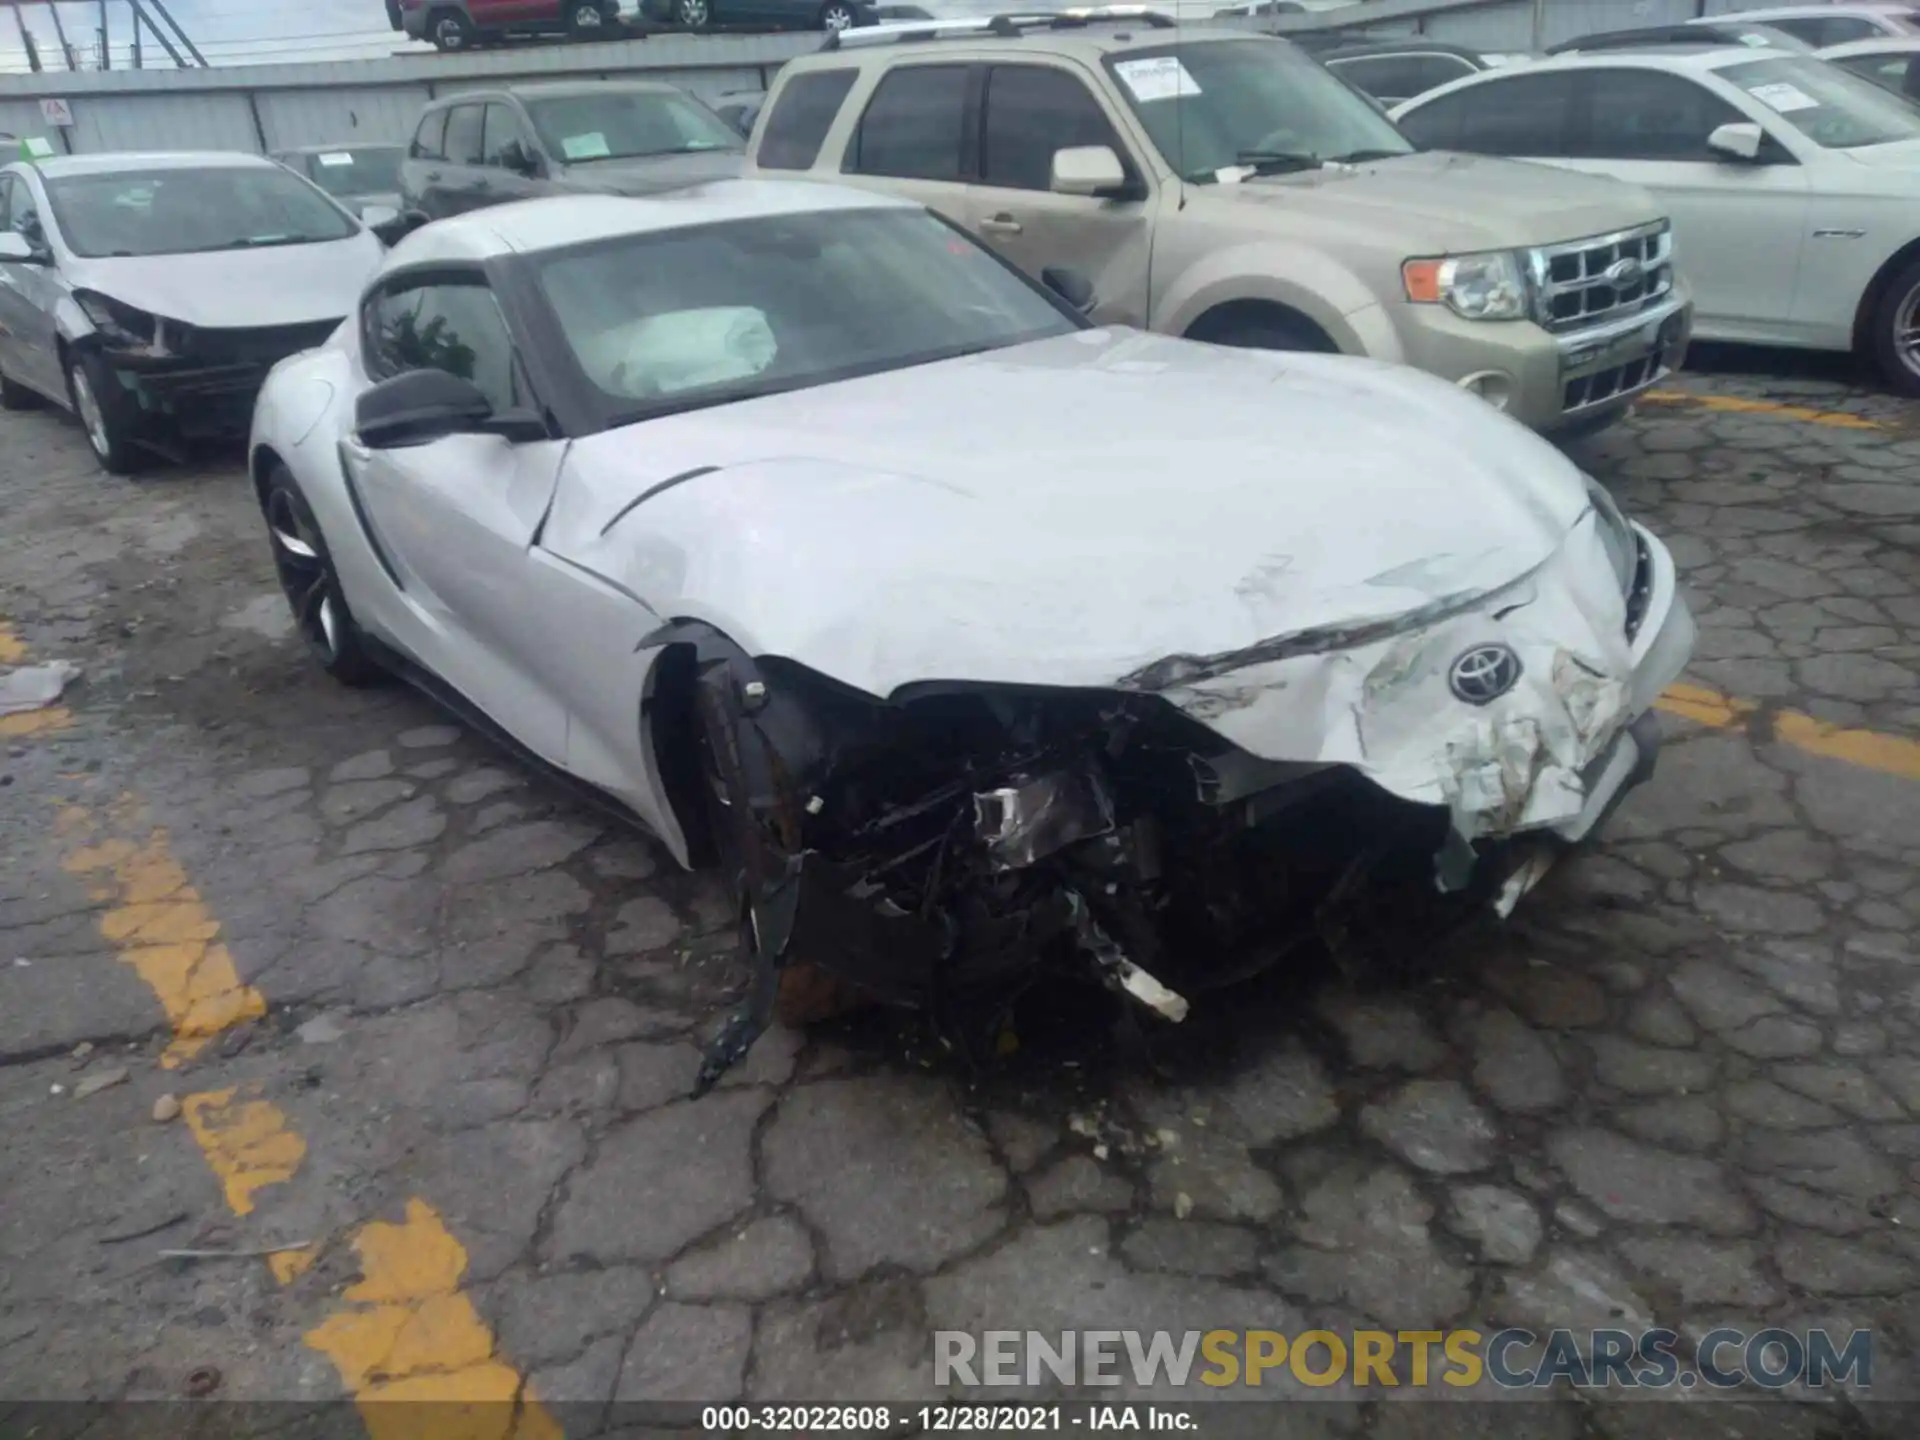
301, 147, 403, 197
527, 90, 743, 164
46, 167, 358, 258
1104, 37, 1414, 182
535, 207, 1076, 424
1720, 54, 1920, 148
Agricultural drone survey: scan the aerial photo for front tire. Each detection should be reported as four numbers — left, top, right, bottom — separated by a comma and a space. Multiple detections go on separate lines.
66, 350, 143, 475
817, 0, 857, 29
674, 0, 709, 29
569, 1, 611, 37
1868, 255, 1920, 398
262, 465, 382, 686
426, 7, 474, 49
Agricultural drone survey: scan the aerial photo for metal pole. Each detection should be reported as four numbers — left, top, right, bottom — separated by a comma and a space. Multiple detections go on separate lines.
129, 1, 184, 66
1529, 0, 1546, 51
131, 2, 140, 66
44, 0, 74, 69
97, 0, 107, 68
143, 0, 206, 65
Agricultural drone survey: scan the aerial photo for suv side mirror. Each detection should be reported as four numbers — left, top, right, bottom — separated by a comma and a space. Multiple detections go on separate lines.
1051, 145, 1128, 198
370, 209, 426, 246
1042, 265, 1096, 315
0, 231, 42, 264
1707, 121, 1764, 163
500, 140, 542, 177
356, 368, 495, 449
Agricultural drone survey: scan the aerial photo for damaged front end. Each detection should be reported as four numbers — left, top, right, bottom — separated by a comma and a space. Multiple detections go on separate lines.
74, 290, 341, 439
671, 497, 1691, 1092
676, 631, 1535, 1093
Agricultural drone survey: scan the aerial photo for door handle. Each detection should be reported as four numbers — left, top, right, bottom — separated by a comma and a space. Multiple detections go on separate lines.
979, 213, 1023, 235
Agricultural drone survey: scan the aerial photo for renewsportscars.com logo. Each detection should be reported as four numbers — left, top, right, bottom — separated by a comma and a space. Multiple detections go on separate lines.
935, 1328, 1874, 1392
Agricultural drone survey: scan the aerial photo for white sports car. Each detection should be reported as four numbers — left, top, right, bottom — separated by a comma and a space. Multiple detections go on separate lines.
250, 181, 1695, 1085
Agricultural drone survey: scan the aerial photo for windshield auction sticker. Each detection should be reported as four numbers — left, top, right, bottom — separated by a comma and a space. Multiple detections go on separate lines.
1747, 81, 1819, 113
1113, 56, 1202, 104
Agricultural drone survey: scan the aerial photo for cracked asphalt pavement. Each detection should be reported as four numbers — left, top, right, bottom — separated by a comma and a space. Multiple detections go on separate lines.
3, 351, 1920, 1438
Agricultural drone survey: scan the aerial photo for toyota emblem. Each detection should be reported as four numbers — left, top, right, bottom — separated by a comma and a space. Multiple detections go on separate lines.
1449, 644, 1522, 706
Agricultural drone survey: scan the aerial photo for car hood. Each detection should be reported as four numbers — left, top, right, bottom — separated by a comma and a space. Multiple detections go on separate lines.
64, 231, 384, 328
1844, 136, 1920, 169
559, 149, 747, 195
546, 327, 1598, 706
1201, 150, 1664, 251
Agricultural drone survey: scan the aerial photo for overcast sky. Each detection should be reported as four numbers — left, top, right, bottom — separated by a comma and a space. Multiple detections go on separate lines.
0, 0, 419, 73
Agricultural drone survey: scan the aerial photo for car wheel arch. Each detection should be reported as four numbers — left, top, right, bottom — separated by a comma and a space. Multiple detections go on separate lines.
1151, 249, 1377, 356
1184, 297, 1338, 352
1851, 233, 1920, 353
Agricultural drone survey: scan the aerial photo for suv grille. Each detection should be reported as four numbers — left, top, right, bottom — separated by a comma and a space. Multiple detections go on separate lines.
1527, 221, 1673, 333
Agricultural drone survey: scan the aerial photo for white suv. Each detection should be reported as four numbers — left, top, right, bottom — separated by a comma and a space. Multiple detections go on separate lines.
1691, 4, 1920, 47
1394, 44, 1920, 393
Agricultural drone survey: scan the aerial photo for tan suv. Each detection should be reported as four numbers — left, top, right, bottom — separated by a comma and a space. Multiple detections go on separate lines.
746, 12, 1695, 436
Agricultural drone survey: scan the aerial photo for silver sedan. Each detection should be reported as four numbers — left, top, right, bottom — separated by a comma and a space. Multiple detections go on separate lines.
0, 151, 385, 474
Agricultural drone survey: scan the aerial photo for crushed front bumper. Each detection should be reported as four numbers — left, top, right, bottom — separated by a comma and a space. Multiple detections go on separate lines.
102, 317, 342, 439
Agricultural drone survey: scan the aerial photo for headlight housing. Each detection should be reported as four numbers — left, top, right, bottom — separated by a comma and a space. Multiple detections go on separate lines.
1585, 475, 1637, 597
74, 290, 159, 351
1402, 250, 1529, 321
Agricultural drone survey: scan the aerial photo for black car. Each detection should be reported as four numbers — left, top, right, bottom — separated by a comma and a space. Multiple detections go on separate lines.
1317, 41, 1527, 107
1546, 21, 1815, 55
397, 81, 745, 221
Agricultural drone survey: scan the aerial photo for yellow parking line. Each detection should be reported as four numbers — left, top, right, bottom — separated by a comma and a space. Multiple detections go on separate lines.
1641, 390, 1886, 431
307, 1200, 564, 1439
58, 801, 269, 1069
1657, 682, 1920, 781
0, 622, 72, 738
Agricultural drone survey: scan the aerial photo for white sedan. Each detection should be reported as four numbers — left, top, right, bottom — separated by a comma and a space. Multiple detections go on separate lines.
249, 181, 1693, 1082
1821, 34, 1920, 98
1393, 46, 1920, 393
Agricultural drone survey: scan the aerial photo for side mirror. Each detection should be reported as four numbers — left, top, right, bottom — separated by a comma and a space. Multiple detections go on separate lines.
0, 231, 45, 264
355, 368, 494, 449
501, 140, 543, 177
1051, 144, 1128, 198
1707, 121, 1764, 163
370, 209, 426, 247
1042, 265, 1096, 315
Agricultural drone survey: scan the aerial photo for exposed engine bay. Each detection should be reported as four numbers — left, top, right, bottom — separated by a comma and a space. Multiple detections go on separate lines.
671, 629, 1624, 1094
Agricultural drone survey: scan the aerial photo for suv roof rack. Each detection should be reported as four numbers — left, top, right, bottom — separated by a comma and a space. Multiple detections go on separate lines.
822, 6, 1177, 50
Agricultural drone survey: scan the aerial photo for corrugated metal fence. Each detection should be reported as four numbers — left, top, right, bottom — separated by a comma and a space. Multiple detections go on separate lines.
0, 0, 1835, 156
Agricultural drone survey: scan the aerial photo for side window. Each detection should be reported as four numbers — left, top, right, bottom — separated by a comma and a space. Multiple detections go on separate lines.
981, 65, 1127, 191
1329, 55, 1436, 101
1583, 70, 1745, 161
849, 64, 970, 181
757, 68, 857, 170
1397, 74, 1576, 156
1407, 54, 1476, 95
411, 108, 448, 161
365, 281, 523, 415
482, 104, 528, 167
443, 105, 486, 167
1768, 15, 1877, 44
0, 177, 12, 233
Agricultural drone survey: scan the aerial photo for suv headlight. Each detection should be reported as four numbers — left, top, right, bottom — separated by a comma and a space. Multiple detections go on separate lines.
74, 290, 159, 351
1402, 250, 1529, 321
1585, 475, 1636, 596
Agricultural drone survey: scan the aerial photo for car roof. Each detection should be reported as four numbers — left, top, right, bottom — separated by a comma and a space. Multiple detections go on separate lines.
426, 79, 683, 107
809, 14, 1270, 62
1419, 44, 1799, 80
1319, 40, 1489, 61
1725, 2, 1914, 16
28, 150, 281, 178
1821, 34, 1920, 53
275, 142, 406, 155
390, 180, 915, 264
